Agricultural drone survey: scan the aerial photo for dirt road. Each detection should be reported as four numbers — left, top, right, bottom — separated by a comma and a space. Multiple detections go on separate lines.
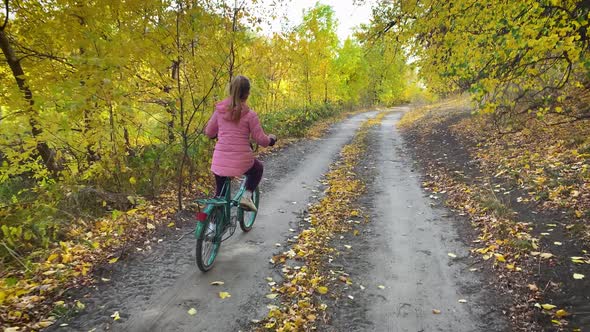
325, 110, 507, 331
52, 112, 377, 331
52, 109, 508, 332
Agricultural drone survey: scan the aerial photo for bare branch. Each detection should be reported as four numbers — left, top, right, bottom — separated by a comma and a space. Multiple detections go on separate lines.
0, 0, 8, 31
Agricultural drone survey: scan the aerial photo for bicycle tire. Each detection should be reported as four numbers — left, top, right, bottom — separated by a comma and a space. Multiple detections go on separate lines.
196, 207, 222, 272
238, 187, 259, 232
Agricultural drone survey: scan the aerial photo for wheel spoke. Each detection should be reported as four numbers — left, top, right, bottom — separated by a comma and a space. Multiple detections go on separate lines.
196, 208, 222, 271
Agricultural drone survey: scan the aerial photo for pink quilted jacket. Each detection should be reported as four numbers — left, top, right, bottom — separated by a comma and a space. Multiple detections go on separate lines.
205, 98, 271, 176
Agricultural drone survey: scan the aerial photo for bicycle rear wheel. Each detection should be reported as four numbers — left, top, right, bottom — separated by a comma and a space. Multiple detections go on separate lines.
196, 207, 223, 272
238, 187, 259, 232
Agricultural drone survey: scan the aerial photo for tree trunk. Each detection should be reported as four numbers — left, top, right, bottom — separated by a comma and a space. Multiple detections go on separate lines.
305, 66, 312, 105
324, 71, 328, 103
0, 30, 57, 173
167, 102, 176, 143
123, 126, 134, 157
168, 60, 180, 144
83, 109, 99, 163
228, 1, 239, 83
175, 2, 185, 210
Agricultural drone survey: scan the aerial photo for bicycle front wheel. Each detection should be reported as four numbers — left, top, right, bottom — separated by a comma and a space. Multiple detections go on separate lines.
196, 207, 222, 272
238, 187, 259, 232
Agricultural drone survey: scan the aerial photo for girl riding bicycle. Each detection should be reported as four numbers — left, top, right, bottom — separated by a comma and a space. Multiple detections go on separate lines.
205, 75, 276, 212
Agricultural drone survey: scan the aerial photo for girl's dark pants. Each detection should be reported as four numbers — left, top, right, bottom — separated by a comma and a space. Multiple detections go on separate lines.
214, 159, 263, 197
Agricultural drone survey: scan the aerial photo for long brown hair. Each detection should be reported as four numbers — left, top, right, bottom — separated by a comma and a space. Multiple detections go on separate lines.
228, 75, 250, 122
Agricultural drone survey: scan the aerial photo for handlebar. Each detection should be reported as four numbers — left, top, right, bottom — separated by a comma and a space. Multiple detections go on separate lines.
210, 135, 277, 148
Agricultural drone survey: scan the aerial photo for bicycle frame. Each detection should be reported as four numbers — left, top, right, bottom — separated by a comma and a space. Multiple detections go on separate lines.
194, 177, 248, 241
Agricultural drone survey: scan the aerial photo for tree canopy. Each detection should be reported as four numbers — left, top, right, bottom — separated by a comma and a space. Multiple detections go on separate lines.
366, 0, 590, 126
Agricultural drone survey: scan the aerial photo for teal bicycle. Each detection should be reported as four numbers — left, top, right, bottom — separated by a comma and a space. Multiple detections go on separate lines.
194, 176, 260, 272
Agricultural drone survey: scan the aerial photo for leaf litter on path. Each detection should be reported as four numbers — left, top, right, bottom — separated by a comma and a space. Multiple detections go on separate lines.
258, 115, 387, 330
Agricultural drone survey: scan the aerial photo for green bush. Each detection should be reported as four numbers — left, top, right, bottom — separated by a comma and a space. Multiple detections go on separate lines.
0, 102, 343, 265
260, 103, 341, 138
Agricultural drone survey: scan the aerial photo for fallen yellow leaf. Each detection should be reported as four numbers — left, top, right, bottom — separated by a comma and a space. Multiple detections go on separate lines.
111, 311, 121, 320
108, 257, 118, 264
46, 253, 59, 263
187, 308, 197, 316
265, 293, 278, 299
317, 286, 328, 294
210, 281, 224, 286
37, 320, 54, 328
573, 273, 585, 280
494, 253, 506, 262
555, 309, 569, 318
432, 309, 441, 314
219, 291, 231, 299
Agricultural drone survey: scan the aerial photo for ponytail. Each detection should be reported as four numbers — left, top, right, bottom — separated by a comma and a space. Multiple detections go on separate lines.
228, 75, 251, 122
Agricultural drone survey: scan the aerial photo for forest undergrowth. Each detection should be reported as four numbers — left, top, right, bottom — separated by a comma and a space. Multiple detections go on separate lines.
400, 97, 590, 331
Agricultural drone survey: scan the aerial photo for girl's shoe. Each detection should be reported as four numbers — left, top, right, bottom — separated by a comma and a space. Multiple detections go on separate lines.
239, 196, 257, 212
